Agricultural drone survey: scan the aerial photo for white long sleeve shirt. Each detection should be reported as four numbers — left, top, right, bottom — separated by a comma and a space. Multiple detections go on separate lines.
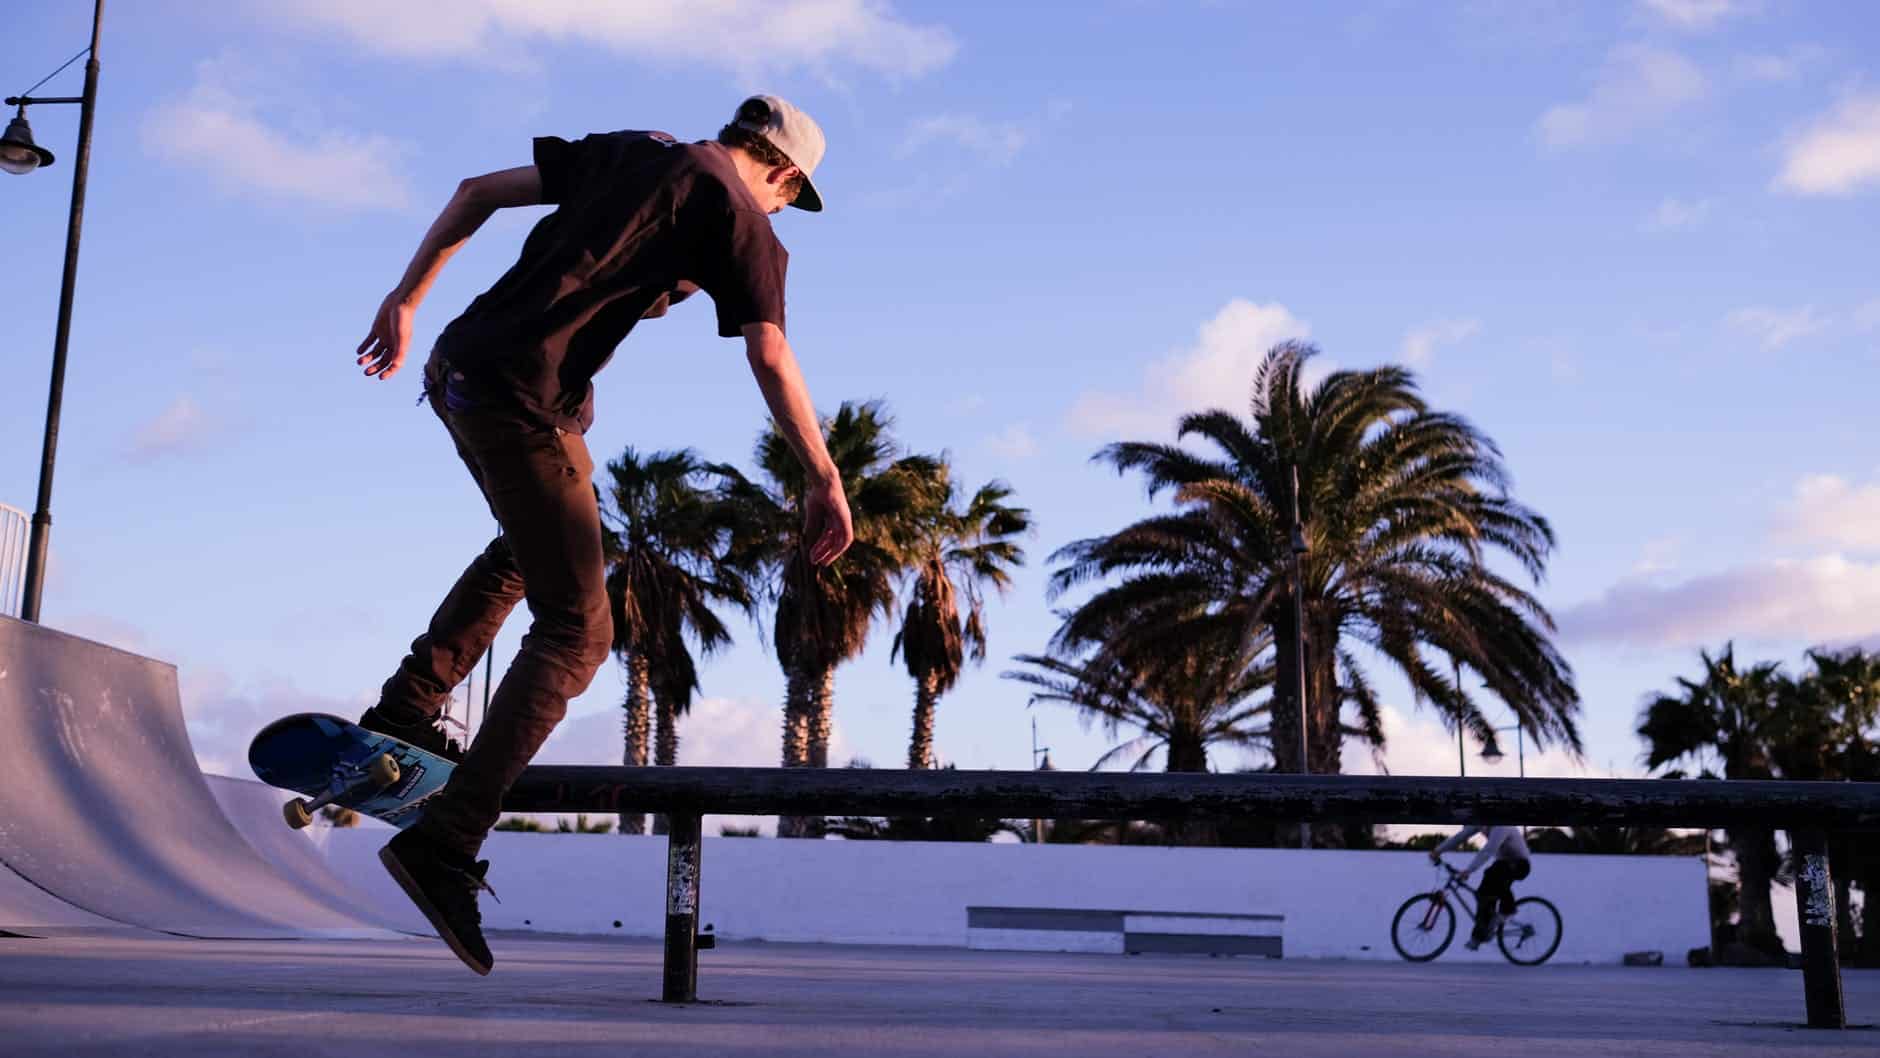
1434, 825, 1531, 874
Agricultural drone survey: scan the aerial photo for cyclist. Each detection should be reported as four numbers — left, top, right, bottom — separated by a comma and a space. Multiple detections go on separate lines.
1429, 825, 1531, 949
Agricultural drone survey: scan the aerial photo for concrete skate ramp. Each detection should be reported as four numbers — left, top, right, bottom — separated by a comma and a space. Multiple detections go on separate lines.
0, 855, 138, 936
204, 773, 424, 934
0, 615, 401, 938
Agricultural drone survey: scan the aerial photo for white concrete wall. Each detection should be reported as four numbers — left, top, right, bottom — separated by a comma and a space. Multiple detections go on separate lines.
320, 830, 1711, 964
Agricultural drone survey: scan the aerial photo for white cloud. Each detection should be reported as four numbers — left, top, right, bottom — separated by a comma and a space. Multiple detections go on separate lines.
1724, 305, 1829, 350
1068, 299, 1312, 439
866, 110, 1045, 209
1557, 554, 1880, 649
1637, 0, 1758, 31
980, 424, 1039, 461
1855, 299, 1880, 332
898, 114, 1028, 166
1775, 93, 1880, 197
1642, 196, 1714, 232
143, 59, 413, 210
1536, 45, 1707, 151
128, 396, 214, 463
1773, 474, 1880, 553
1734, 46, 1824, 84
1342, 704, 1610, 780
536, 694, 848, 770
533, 693, 849, 836
1632, 534, 1690, 576
181, 667, 371, 778
1399, 318, 1481, 368
262, 0, 956, 80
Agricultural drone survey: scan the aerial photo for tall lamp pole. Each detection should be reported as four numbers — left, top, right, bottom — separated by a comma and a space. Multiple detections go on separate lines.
1454, 657, 1466, 778
4, 0, 106, 624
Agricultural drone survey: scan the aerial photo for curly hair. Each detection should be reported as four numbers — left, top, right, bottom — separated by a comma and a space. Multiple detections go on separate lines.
716, 121, 806, 203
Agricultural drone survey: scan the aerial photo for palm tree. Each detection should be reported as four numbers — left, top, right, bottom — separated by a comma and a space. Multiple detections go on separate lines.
1047, 342, 1580, 780
1637, 643, 1788, 956
720, 401, 943, 836
600, 448, 751, 834
1525, 825, 1708, 856
1004, 622, 1271, 774
1771, 648, 1880, 964
892, 477, 1032, 769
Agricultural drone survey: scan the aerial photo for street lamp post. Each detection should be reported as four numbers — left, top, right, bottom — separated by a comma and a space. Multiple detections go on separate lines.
1453, 657, 1466, 778
1480, 723, 1526, 778
4, 0, 106, 624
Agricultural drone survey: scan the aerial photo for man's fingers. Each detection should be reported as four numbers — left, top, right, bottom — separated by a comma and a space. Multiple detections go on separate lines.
810, 530, 836, 565
811, 522, 852, 565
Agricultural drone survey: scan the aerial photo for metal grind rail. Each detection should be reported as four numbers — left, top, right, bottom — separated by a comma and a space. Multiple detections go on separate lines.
506, 767, 1880, 1028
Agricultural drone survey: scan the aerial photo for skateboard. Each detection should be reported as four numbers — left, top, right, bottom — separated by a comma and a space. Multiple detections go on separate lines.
249, 713, 455, 831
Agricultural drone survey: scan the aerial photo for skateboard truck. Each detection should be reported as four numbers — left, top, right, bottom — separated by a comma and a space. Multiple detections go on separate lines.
283, 752, 401, 829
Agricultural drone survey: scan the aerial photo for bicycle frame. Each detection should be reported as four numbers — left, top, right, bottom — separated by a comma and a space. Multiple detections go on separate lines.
1419, 865, 1480, 930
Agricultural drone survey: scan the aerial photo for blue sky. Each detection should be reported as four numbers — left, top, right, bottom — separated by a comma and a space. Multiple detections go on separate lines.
4, 0, 1878, 789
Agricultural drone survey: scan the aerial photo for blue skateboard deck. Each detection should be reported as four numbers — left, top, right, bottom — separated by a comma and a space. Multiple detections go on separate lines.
249, 713, 455, 830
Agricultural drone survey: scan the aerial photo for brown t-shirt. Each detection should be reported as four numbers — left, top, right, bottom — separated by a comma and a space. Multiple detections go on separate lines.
432, 130, 790, 432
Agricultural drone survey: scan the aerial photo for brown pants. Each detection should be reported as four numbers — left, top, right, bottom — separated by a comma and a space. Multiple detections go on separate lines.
376, 357, 611, 858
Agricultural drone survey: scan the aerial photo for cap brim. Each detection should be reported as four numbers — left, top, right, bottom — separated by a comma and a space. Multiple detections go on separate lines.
790, 178, 823, 212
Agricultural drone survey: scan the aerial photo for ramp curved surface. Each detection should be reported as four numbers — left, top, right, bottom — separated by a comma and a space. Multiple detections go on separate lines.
0, 615, 401, 938
0, 857, 140, 936
204, 773, 423, 933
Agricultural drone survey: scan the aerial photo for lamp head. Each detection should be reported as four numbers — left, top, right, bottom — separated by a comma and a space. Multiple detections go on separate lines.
0, 107, 56, 175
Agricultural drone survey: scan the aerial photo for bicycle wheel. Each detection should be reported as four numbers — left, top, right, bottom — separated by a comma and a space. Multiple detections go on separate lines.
1391, 892, 1456, 962
1496, 896, 1563, 965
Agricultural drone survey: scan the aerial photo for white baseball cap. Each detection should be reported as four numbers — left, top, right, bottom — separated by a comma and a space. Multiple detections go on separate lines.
733, 95, 826, 212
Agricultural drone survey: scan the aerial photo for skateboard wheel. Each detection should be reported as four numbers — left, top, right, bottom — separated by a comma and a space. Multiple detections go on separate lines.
369, 753, 401, 788
284, 798, 314, 830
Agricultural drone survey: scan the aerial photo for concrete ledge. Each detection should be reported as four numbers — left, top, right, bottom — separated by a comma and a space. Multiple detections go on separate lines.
969, 906, 1284, 957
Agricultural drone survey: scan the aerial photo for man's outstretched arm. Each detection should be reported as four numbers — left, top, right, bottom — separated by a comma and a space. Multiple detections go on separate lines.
742, 322, 854, 566
356, 165, 544, 381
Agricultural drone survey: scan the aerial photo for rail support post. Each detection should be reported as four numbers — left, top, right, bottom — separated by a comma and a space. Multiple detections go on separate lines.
1789, 825, 1845, 1029
662, 811, 702, 1003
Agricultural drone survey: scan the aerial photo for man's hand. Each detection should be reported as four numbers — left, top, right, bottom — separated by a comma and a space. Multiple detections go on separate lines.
357, 291, 415, 380
802, 475, 854, 566
741, 323, 851, 564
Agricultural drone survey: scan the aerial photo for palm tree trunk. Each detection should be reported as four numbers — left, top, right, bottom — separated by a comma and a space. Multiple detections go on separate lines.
907, 672, 940, 770
655, 694, 679, 767
1269, 611, 1306, 775
778, 665, 820, 838
805, 666, 836, 769
1732, 826, 1784, 955
1165, 727, 1208, 773
618, 653, 651, 835
781, 665, 811, 768
1308, 643, 1344, 776
650, 693, 679, 835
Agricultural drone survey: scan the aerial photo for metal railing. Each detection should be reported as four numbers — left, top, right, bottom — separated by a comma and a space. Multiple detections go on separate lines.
0, 504, 29, 619
506, 767, 1880, 1028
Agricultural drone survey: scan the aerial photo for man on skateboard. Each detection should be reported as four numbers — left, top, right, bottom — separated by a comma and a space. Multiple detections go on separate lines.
350, 96, 853, 975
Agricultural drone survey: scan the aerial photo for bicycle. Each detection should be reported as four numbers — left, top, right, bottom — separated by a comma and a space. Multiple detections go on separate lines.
1390, 859, 1563, 965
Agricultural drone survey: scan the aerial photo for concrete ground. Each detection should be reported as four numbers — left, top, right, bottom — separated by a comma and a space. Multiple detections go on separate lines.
3, 933, 1874, 1057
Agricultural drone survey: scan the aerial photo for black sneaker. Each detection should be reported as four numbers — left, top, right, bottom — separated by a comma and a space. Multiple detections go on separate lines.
360, 705, 466, 764
379, 828, 497, 975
